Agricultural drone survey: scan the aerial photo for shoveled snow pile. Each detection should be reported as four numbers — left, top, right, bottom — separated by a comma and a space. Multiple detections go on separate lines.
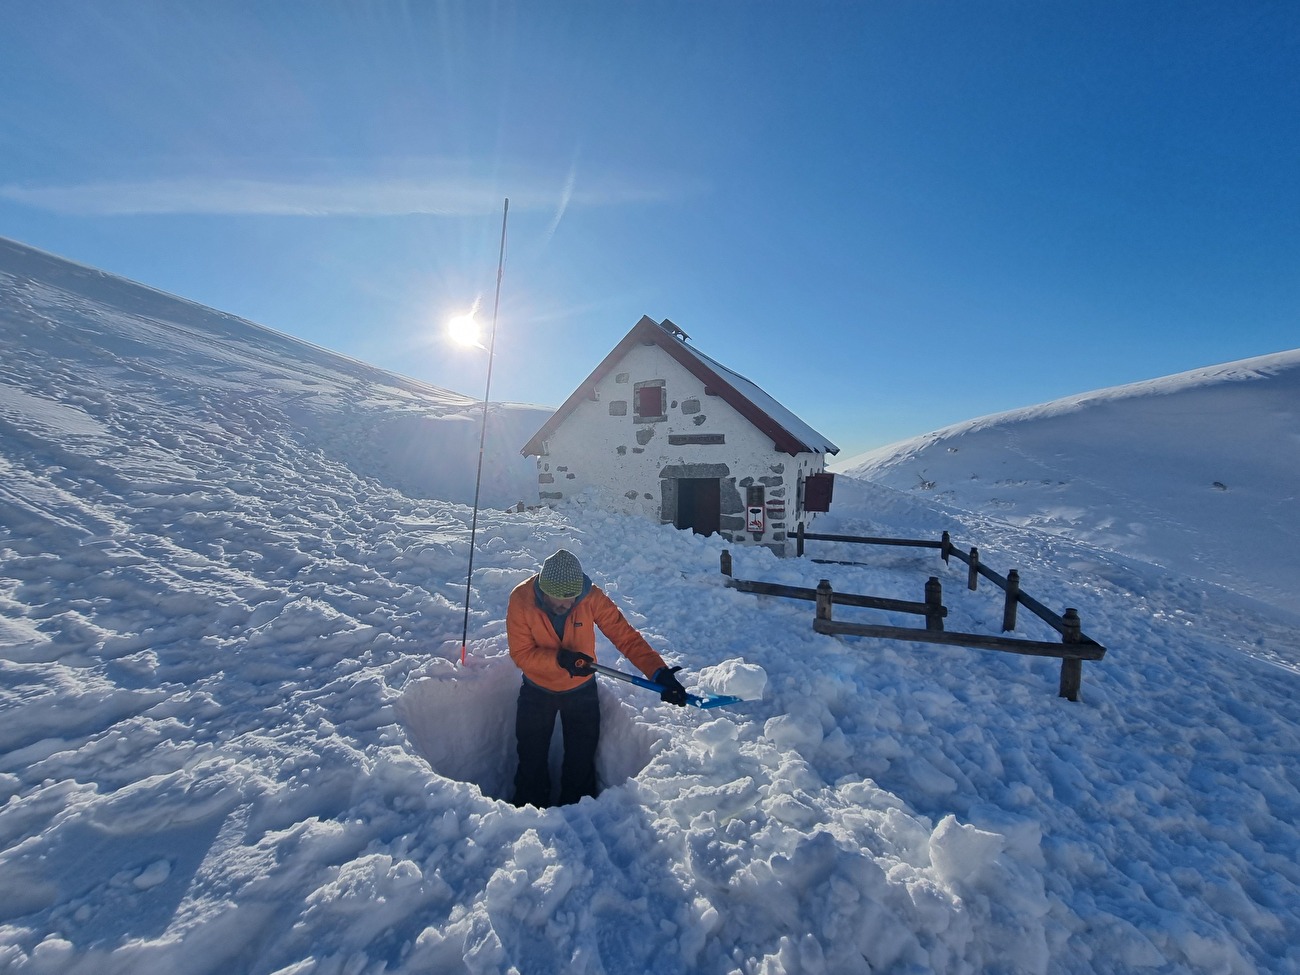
2, 237, 1298, 974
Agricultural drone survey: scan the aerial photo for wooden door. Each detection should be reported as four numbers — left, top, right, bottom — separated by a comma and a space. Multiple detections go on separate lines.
676, 478, 720, 536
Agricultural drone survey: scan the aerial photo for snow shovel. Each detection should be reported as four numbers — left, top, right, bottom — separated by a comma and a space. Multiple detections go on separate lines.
583, 660, 743, 710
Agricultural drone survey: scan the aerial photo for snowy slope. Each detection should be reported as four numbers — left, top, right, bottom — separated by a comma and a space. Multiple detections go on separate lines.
834, 352, 1300, 617
2, 239, 1299, 975
0, 236, 548, 510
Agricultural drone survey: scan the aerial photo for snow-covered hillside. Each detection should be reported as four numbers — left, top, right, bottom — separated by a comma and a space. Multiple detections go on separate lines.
2, 238, 1298, 975
835, 353, 1300, 617
0, 237, 548, 511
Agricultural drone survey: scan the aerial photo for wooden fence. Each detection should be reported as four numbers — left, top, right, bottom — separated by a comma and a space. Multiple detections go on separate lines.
722, 525, 1108, 702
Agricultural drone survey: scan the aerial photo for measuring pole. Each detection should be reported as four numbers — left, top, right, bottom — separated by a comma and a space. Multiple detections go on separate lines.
460, 197, 509, 665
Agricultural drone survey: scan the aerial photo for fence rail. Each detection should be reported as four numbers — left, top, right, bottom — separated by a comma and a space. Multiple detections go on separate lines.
725, 525, 1109, 702
798, 530, 944, 552
812, 619, 1106, 659
723, 578, 941, 619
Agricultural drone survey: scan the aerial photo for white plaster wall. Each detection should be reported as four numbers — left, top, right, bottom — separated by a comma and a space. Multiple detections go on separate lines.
533, 343, 827, 554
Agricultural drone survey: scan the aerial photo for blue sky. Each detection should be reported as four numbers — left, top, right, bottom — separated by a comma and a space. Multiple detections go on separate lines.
3, 1, 1297, 458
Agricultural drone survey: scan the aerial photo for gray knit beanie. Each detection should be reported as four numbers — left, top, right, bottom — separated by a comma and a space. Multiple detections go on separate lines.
538, 549, 584, 599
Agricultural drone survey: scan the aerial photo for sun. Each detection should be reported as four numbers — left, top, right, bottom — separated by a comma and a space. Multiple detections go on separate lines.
447, 313, 481, 347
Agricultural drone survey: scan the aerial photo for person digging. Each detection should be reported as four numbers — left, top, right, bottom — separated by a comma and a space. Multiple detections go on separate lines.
505, 548, 687, 807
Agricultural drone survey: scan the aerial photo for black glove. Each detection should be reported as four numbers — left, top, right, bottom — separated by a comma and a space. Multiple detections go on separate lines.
653, 666, 688, 707
557, 648, 594, 677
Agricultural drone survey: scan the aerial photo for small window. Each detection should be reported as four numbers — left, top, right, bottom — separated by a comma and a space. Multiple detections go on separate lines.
633, 384, 665, 420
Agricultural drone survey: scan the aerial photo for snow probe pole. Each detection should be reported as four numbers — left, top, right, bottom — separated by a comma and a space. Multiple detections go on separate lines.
459, 198, 509, 666
581, 661, 743, 710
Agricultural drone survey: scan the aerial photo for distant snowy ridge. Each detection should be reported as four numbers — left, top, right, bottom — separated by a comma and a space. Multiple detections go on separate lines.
0, 235, 550, 508
0, 235, 471, 404
838, 347, 1300, 469
835, 347, 1300, 615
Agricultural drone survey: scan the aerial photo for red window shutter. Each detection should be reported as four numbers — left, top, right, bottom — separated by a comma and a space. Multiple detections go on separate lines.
635, 386, 664, 417
803, 472, 835, 512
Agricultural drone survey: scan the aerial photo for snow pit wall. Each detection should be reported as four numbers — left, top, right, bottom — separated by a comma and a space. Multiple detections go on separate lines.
396, 658, 657, 805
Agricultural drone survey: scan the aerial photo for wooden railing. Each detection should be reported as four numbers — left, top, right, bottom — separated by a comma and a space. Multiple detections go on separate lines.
720, 549, 946, 625
722, 525, 1109, 702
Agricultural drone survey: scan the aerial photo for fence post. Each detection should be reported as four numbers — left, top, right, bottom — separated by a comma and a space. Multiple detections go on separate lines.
925, 576, 944, 631
815, 579, 833, 623
797, 521, 805, 558
1002, 569, 1020, 632
968, 548, 980, 591
720, 549, 732, 577
1059, 607, 1083, 701
941, 530, 952, 564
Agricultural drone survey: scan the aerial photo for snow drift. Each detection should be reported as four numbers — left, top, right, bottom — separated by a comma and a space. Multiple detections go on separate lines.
835, 352, 1300, 616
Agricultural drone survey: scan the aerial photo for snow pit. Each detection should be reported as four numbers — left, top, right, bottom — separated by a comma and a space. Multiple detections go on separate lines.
397, 656, 657, 805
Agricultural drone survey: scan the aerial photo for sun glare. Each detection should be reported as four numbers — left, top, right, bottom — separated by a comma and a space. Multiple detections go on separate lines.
448, 313, 481, 347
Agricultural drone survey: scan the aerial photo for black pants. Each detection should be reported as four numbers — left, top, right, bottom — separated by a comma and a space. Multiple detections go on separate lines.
512, 678, 600, 808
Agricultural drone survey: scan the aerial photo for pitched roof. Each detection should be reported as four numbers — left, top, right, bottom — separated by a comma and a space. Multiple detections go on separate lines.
521, 316, 839, 457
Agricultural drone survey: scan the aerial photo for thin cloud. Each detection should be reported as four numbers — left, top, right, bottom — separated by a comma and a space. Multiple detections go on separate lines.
543, 154, 580, 243
0, 169, 696, 217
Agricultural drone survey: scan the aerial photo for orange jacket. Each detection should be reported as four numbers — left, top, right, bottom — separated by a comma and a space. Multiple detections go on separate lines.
506, 575, 667, 693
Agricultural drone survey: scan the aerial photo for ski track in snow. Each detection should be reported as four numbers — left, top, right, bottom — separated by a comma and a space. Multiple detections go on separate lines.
2, 239, 1299, 974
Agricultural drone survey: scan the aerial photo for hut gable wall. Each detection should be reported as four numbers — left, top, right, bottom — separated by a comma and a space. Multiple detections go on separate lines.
533, 342, 826, 554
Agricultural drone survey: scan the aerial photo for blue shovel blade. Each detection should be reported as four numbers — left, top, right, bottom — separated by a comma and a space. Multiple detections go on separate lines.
688, 693, 745, 710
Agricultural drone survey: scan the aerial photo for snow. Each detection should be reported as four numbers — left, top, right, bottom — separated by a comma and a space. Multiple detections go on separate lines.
833, 351, 1300, 619
685, 339, 839, 455
2, 235, 1299, 974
